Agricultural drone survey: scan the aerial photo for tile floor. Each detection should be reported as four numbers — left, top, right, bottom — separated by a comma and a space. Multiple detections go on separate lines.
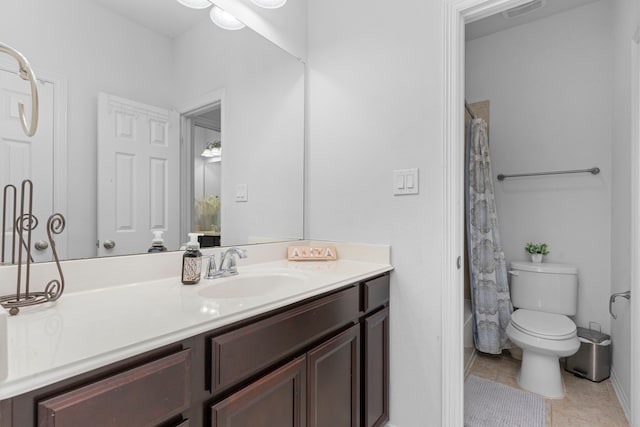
466, 351, 629, 426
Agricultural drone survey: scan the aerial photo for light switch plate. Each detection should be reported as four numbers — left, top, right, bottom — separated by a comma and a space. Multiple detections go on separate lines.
393, 168, 419, 195
235, 184, 248, 202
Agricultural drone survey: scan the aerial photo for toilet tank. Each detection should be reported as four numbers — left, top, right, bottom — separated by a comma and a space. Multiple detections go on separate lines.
509, 261, 578, 315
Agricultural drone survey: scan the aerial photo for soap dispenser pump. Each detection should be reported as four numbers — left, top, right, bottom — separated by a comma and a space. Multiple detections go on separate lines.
148, 230, 168, 253
182, 233, 202, 285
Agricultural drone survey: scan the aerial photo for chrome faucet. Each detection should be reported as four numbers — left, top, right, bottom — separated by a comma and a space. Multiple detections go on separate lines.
205, 247, 248, 279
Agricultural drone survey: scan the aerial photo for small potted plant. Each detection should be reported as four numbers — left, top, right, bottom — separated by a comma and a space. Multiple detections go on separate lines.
525, 242, 549, 263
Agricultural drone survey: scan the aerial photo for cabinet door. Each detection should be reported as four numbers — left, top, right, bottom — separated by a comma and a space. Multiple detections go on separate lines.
210, 356, 306, 427
363, 307, 389, 427
307, 324, 360, 427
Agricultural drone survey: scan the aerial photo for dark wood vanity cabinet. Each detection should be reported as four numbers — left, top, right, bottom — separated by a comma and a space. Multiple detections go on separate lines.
209, 286, 361, 427
363, 307, 389, 427
307, 324, 360, 427
0, 273, 390, 427
210, 324, 361, 427
37, 349, 192, 427
210, 355, 307, 427
209, 286, 360, 395
360, 274, 390, 427
0, 343, 194, 427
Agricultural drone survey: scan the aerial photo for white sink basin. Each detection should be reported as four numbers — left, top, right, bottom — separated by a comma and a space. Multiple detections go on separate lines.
197, 270, 311, 299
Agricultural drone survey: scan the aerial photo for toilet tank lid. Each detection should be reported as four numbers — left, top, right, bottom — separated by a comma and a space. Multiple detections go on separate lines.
510, 261, 577, 275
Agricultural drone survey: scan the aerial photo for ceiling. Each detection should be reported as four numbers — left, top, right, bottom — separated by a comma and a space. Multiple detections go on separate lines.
92, 0, 603, 48
466, 0, 601, 41
90, 0, 210, 39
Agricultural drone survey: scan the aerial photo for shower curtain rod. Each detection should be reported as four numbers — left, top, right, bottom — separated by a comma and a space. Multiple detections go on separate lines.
497, 167, 600, 181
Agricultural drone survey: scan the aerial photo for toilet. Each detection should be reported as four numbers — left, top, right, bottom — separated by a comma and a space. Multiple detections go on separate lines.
506, 261, 580, 398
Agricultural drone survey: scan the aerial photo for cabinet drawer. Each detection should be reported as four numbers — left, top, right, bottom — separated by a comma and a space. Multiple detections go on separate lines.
210, 286, 359, 393
38, 349, 191, 427
361, 274, 389, 314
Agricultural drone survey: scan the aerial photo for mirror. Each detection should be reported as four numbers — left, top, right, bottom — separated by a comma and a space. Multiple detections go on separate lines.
0, 0, 305, 262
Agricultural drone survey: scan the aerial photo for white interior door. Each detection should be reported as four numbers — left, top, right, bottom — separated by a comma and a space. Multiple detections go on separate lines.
0, 68, 54, 263
97, 93, 180, 257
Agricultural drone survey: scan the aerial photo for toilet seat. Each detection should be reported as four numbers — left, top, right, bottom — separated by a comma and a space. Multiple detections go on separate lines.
510, 309, 576, 341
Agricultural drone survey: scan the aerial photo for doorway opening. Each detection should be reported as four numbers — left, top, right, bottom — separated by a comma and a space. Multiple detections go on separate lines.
442, 0, 639, 425
178, 90, 225, 248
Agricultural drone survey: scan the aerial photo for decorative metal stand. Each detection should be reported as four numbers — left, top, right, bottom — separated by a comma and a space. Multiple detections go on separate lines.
0, 180, 65, 315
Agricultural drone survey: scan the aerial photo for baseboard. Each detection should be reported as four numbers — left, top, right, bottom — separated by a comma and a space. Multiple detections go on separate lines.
464, 347, 477, 378
610, 367, 631, 423
385, 347, 477, 427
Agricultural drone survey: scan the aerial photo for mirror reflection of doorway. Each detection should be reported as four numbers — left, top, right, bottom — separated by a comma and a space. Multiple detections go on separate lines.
191, 105, 221, 248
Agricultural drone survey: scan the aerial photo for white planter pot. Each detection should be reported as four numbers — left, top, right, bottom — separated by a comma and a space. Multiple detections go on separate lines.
530, 254, 543, 263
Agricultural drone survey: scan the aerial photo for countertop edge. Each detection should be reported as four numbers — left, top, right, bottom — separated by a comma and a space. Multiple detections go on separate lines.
0, 264, 392, 400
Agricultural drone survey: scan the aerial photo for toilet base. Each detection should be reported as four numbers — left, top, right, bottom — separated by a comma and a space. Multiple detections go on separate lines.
518, 350, 564, 398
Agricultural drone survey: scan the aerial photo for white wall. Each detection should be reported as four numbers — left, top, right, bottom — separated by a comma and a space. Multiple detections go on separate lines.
193, 126, 222, 202
213, 0, 308, 60
611, 0, 640, 414
1, 0, 306, 258
173, 19, 304, 246
307, 0, 444, 424
0, 0, 175, 260
466, 1, 613, 332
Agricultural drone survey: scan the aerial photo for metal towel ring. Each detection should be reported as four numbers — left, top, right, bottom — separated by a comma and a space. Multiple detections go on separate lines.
0, 42, 39, 137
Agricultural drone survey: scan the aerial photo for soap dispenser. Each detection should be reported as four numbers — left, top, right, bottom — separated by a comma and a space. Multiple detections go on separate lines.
182, 233, 202, 285
148, 230, 168, 253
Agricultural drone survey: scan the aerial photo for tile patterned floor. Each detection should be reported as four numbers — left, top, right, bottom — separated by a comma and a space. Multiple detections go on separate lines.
466, 351, 629, 426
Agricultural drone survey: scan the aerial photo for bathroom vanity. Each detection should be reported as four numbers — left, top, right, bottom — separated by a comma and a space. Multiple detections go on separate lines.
0, 243, 391, 427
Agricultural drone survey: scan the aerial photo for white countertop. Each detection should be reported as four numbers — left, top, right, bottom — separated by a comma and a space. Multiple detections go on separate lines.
0, 257, 391, 400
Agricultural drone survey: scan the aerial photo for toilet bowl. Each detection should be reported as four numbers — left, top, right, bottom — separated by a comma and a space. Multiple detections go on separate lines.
506, 309, 580, 398
506, 261, 580, 398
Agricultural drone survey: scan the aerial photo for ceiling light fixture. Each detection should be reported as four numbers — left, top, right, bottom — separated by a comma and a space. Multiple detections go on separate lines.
210, 6, 246, 30
201, 140, 222, 158
175, 0, 246, 31
176, 0, 212, 9
250, 0, 287, 9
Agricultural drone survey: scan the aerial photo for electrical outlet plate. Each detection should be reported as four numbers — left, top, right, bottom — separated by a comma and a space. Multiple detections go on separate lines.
235, 184, 248, 202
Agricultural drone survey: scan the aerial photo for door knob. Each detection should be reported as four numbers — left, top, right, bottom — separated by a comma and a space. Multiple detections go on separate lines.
34, 240, 49, 250
609, 291, 630, 319
103, 240, 116, 250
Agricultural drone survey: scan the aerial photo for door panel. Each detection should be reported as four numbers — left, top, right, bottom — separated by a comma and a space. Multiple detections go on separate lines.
210, 355, 306, 427
97, 93, 179, 256
363, 307, 389, 427
307, 324, 360, 427
0, 68, 54, 263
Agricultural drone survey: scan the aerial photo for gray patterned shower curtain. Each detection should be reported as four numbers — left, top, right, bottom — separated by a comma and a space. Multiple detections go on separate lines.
465, 118, 513, 354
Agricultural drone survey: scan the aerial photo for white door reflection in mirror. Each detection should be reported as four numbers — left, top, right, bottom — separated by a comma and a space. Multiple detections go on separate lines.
0, 68, 55, 263
97, 93, 180, 257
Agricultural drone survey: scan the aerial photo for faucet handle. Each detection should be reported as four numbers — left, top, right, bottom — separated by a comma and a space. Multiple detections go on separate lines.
205, 255, 220, 279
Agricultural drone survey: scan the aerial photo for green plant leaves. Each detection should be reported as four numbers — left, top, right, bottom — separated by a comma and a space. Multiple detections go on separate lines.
524, 242, 549, 255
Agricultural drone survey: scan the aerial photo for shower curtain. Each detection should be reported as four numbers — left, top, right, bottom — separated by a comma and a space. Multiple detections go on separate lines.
465, 118, 513, 354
